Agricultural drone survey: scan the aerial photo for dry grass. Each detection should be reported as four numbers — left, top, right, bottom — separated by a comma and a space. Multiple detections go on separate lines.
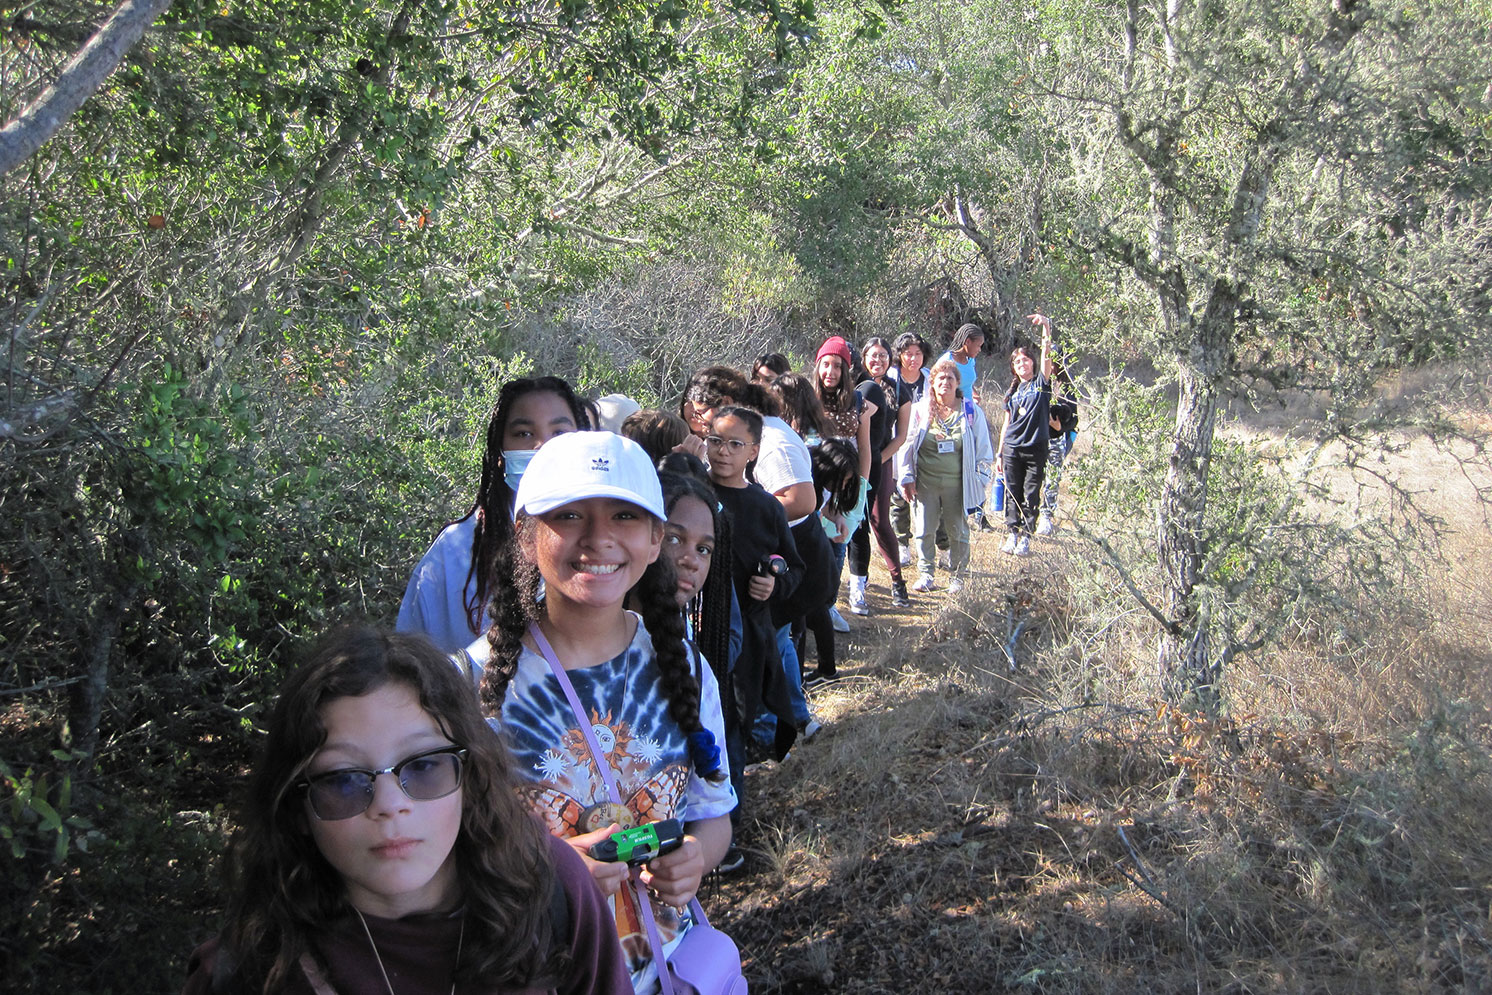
704, 380, 1492, 994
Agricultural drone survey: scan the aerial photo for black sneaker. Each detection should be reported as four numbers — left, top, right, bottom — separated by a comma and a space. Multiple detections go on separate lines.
803, 669, 838, 689
713, 845, 746, 876
891, 580, 911, 607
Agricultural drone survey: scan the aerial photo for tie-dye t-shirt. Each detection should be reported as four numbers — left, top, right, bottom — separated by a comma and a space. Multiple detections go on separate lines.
464, 615, 736, 995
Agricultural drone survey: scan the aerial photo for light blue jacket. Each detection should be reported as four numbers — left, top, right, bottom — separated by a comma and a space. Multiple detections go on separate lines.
894, 395, 995, 511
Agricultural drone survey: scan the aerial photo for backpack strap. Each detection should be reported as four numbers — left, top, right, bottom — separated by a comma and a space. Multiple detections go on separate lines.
549, 872, 571, 948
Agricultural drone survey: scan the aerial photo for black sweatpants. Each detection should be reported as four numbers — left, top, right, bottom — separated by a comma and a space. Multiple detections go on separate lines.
1003, 445, 1047, 536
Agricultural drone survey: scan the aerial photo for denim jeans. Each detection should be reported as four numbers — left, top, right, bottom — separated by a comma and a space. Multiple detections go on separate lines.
752, 623, 810, 745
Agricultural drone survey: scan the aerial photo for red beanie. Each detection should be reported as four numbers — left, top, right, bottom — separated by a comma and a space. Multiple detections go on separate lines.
815, 336, 852, 367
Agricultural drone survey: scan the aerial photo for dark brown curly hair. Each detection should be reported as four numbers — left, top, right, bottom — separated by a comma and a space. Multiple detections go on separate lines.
216, 627, 563, 994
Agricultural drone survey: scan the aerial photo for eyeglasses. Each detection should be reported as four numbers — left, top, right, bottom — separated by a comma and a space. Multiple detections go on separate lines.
297, 746, 467, 821
704, 435, 751, 452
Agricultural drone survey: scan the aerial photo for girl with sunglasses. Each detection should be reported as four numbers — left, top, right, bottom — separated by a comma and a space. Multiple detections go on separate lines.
183, 626, 630, 995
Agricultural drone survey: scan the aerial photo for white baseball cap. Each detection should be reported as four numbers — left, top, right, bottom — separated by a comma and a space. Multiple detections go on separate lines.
594, 393, 642, 433
514, 431, 665, 520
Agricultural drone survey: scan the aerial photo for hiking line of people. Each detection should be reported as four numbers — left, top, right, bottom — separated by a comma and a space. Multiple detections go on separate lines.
186, 315, 1079, 995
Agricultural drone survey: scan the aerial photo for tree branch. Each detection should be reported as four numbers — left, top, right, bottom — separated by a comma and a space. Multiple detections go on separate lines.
0, 0, 175, 177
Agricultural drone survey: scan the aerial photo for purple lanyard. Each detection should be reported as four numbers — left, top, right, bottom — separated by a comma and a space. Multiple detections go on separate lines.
527, 624, 706, 995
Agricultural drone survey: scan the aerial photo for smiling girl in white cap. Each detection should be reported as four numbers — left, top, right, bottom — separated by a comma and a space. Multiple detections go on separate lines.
463, 431, 737, 995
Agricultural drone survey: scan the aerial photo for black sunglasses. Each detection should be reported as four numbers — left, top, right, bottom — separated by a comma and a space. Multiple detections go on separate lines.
297, 746, 467, 821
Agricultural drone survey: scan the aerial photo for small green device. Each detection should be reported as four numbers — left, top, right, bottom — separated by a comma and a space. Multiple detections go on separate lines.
587, 818, 685, 865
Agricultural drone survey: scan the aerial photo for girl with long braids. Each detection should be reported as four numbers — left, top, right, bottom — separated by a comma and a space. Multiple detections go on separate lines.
183, 626, 630, 995
397, 376, 591, 653
654, 456, 740, 706
466, 432, 736, 995
656, 463, 747, 874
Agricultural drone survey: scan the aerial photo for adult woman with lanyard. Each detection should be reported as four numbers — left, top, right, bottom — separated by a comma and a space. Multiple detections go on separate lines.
895, 359, 994, 593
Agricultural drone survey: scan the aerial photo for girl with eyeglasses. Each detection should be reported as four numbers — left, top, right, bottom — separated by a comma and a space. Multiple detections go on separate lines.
183, 626, 630, 995
704, 407, 807, 761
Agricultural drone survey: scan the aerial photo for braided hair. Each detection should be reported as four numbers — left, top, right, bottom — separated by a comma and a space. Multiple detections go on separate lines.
464, 377, 590, 636
950, 322, 985, 357
477, 518, 542, 716
630, 553, 727, 783
478, 516, 725, 783
659, 469, 734, 700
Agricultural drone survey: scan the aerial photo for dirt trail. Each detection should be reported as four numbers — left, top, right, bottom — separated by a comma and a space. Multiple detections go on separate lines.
700, 518, 1088, 994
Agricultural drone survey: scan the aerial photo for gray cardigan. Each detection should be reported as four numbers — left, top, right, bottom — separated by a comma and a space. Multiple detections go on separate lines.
894, 395, 995, 510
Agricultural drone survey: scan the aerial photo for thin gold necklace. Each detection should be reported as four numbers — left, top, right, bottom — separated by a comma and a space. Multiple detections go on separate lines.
354, 908, 464, 995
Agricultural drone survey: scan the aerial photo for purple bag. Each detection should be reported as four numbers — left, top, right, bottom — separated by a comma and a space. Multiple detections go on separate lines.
665, 899, 748, 995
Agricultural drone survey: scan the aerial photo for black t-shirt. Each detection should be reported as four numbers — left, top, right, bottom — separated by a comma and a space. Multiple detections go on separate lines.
894, 368, 927, 404
1002, 373, 1053, 451
855, 378, 891, 457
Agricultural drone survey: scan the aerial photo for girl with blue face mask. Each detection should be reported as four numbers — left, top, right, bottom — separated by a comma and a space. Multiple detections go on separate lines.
396, 377, 591, 653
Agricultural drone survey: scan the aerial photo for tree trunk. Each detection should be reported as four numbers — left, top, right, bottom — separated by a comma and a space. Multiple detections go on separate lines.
1156, 277, 1241, 704
1157, 335, 1219, 701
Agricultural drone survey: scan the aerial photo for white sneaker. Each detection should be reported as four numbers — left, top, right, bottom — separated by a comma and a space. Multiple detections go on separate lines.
898, 544, 912, 567
1014, 535, 1031, 556
829, 607, 850, 632
1035, 514, 1055, 536
938, 550, 952, 570
1001, 533, 1019, 555
911, 574, 936, 593
849, 575, 869, 616
947, 577, 964, 594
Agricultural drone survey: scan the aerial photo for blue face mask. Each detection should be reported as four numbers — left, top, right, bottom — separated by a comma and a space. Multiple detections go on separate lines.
502, 448, 538, 491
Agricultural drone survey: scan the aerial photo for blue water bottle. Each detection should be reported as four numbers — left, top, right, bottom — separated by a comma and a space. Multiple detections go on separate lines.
994, 476, 1005, 512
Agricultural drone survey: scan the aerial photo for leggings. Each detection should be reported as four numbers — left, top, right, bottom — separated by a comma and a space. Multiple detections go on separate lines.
795, 571, 839, 676
849, 459, 904, 583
